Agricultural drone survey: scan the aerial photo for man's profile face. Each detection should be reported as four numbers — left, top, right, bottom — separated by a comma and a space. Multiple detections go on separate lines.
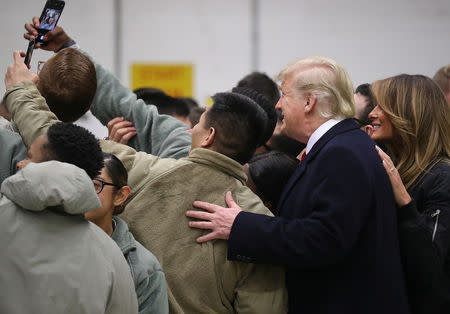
16, 134, 50, 171
275, 72, 307, 143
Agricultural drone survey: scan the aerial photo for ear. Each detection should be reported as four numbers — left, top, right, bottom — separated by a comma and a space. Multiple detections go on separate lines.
200, 127, 216, 148
113, 186, 131, 207
304, 94, 317, 114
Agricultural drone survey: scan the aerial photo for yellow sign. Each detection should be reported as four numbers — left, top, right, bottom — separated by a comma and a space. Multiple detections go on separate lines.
131, 63, 193, 98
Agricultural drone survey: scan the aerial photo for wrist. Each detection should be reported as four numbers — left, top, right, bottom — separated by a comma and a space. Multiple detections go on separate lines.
397, 193, 412, 207
56, 38, 76, 52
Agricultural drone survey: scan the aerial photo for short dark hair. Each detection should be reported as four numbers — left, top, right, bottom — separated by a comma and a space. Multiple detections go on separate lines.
37, 48, 97, 122
236, 72, 280, 106
134, 87, 190, 117
248, 151, 298, 214
265, 134, 306, 158
354, 83, 374, 126
45, 122, 103, 179
179, 97, 200, 110
205, 92, 268, 164
232, 87, 277, 145
103, 152, 128, 215
188, 107, 205, 127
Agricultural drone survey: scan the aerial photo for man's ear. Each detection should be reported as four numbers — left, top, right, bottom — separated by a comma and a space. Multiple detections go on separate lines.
113, 186, 131, 207
304, 94, 317, 114
200, 127, 216, 148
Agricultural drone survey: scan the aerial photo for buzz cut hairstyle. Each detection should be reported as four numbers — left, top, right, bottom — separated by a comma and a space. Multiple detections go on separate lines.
231, 86, 277, 145
205, 92, 269, 164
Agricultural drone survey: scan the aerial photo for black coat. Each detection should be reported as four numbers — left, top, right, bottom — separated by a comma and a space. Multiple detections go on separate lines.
228, 120, 410, 314
397, 160, 450, 314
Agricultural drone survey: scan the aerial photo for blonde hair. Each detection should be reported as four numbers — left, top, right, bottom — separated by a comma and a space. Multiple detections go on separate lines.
277, 56, 355, 119
433, 64, 450, 95
371, 74, 450, 189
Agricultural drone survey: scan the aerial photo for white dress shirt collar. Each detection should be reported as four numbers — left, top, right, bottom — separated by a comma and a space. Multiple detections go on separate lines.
305, 119, 343, 154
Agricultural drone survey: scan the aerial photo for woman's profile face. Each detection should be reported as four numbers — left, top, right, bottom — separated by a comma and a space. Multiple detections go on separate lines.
368, 105, 394, 143
85, 167, 117, 225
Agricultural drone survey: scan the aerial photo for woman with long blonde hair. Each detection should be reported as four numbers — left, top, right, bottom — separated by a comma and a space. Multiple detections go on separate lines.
368, 74, 450, 314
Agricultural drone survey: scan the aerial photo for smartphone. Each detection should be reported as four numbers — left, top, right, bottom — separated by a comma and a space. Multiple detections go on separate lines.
24, 38, 35, 67
35, 0, 65, 44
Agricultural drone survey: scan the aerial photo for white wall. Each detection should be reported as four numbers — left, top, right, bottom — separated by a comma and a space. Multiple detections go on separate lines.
1, 0, 449, 103
0, 0, 114, 96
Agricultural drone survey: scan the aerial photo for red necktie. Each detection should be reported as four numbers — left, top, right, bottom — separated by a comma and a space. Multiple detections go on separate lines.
299, 151, 307, 165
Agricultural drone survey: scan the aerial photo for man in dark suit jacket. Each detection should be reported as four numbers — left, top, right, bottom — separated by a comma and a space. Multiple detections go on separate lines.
187, 56, 410, 314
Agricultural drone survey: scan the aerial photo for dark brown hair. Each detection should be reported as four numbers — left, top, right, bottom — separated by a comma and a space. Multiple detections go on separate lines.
103, 153, 128, 215
37, 48, 97, 122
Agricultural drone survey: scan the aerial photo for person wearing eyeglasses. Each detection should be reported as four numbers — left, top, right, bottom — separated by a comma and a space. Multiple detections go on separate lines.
6, 122, 138, 314
85, 153, 169, 314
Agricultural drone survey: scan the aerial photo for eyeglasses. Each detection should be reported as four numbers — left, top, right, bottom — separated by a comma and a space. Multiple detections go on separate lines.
92, 178, 119, 194
37, 61, 46, 74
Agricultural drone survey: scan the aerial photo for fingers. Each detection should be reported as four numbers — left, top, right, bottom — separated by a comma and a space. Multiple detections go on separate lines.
375, 146, 394, 166
375, 146, 397, 176
32, 16, 40, 28
13, 51, 25, 64
118, 130, 137, 144
107, 117, 124, 133
225, 191, 239, 209
24, 23, 38, 37
108, 119, 137, 144
196, 232, 218, 243
188, 220, 214, 230
185, 210, 214, 221
192, 201, 220, 213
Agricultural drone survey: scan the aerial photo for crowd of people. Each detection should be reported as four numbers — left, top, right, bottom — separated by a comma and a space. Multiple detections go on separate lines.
0, 15, 449, 314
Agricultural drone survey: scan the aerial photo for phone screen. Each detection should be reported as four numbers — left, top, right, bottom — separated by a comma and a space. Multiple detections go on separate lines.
36, 1, 65, 44
40, 8, 62, 30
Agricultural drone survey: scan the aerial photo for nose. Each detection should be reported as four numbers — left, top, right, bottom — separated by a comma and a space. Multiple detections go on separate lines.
16, 158, 30, 171
368, 105, 378, 121
275, 97, 282, 111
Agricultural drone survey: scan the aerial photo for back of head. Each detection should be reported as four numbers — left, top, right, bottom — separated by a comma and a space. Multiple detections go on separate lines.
45, 122, 104, 179
134, 87, 190, 118
37, 48, 97, 122
371, 74, 450, 188
278, 56, 355, 119
248, 151, 298, 214
205, 92, 269, 164
188, 106, 205, 127
266, 134, 306, 158
232, 87, 277, 144
236, 72, 280, 106
433, 64, 450, 97
179, 97, 200, 110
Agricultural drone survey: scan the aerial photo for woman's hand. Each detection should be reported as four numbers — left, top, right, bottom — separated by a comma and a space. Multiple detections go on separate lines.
375, 146, 412, 207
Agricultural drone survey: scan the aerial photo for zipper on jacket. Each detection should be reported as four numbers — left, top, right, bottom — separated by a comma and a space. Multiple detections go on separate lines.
431, 209, 440, 242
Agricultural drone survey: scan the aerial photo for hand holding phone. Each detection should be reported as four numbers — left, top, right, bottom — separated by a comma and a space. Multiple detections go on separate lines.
35, 0, 65, 45
5, 51, 39, 90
